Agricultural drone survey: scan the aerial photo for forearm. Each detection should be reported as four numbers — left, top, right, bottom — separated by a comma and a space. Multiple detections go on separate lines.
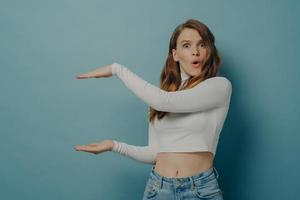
111, 63, 232, 113
111, 140, 157, 164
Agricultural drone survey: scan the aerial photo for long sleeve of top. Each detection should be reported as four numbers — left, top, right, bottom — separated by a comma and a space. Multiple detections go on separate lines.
110, 62, 232, 164
111, 63, 232, 113
111, 124, 159, 164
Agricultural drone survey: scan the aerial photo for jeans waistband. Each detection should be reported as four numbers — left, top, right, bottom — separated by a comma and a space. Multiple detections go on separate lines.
150, 165, 219, 184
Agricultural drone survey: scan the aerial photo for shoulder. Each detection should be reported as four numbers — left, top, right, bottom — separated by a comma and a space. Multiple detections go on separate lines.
202, 76, 232, 92
206, 76, 230, 82
205, 76, 231, 86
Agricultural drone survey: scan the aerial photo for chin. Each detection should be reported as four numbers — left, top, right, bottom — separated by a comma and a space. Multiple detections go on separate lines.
190, 70, 202, 77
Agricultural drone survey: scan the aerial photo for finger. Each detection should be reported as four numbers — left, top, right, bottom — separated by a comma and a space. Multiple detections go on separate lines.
88, 143, 99, 146
78, 144, 98, 150
78, 149, 92, 153
74, 145, 90, 151
75, 147, 93, 153
76, 74, 91, 79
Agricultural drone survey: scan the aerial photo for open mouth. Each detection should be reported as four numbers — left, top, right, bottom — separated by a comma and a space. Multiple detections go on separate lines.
191, 61, 202, 68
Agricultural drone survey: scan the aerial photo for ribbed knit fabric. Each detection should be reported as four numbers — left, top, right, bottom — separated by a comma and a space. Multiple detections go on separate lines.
111, 63, 232, 164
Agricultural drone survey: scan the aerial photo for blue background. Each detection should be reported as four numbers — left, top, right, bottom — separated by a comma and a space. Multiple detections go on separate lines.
1, 0, 299, 199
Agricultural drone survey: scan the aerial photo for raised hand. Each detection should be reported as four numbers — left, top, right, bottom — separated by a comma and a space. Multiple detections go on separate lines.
76, 64, 112, 79
74, 140, 114, 155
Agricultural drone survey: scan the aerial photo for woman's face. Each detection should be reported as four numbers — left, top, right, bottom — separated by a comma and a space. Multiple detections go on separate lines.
172, 28, 207, 77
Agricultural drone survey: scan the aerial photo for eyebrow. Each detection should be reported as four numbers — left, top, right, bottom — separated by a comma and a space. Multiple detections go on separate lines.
180, 39, 203, 44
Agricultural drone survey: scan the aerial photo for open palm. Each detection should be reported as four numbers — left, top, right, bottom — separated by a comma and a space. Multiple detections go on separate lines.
74, 140, 113, 154
76, 64, 112, 79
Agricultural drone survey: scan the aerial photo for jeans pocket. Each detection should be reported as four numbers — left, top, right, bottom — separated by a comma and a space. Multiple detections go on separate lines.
193, 178, 223, 199
143, 178, 160, 199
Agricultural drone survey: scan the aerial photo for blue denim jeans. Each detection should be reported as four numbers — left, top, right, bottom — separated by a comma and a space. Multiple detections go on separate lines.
142, 165, 223, 200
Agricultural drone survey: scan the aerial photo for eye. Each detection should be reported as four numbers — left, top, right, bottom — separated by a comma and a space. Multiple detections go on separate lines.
198, 43, 206, 48
183, 43, 190, 48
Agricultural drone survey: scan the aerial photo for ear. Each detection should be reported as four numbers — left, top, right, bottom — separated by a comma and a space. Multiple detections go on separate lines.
172, 49, 178, 62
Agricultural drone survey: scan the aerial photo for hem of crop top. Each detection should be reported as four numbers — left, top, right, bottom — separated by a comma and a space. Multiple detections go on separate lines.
158, 148, 216, 156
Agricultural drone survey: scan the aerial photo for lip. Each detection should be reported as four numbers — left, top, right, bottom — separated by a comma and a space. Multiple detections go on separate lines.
191, 61, 203, 68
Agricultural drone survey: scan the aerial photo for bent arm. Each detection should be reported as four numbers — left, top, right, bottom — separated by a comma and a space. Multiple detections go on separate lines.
111, 124, 159, 164
111, 141, 158, 164
111, 63, 232, 113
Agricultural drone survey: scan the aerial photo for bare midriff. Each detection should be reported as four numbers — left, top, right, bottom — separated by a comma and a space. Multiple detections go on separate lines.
154, 152, 214, 178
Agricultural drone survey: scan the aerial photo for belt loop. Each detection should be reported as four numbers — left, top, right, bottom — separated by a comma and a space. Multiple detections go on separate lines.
152, 165, 155, 172
189, 177, 195, 191
213, 167, 219, 179
159, 176, 163, 189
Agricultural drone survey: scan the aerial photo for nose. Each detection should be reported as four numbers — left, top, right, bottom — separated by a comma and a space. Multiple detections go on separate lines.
192, 47, 200, 56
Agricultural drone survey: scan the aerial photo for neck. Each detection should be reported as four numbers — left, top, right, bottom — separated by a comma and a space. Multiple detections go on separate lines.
179, 70, 191, 89
180, 70, 191, 82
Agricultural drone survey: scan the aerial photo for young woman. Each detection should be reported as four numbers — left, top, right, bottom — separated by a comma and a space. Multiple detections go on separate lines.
74, 19, 232, 200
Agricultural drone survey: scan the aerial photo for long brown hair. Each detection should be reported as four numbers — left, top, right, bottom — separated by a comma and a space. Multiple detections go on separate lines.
148, 19, 222, 123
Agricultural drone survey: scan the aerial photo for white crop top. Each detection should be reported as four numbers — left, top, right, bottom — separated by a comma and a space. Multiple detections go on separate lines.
110, 63, 232, 164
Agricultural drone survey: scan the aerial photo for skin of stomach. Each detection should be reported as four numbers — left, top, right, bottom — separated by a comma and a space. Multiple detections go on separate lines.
154, 152, 214, 178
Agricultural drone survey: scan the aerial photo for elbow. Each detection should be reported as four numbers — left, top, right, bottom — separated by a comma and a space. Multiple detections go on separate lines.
216, 78, 232, 107
225, 78, 232, 98
221, 78, 232, 104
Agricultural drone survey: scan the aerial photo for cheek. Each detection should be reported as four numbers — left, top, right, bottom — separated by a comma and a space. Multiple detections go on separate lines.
202, 49, 208, 57
178, 50, 190, 61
